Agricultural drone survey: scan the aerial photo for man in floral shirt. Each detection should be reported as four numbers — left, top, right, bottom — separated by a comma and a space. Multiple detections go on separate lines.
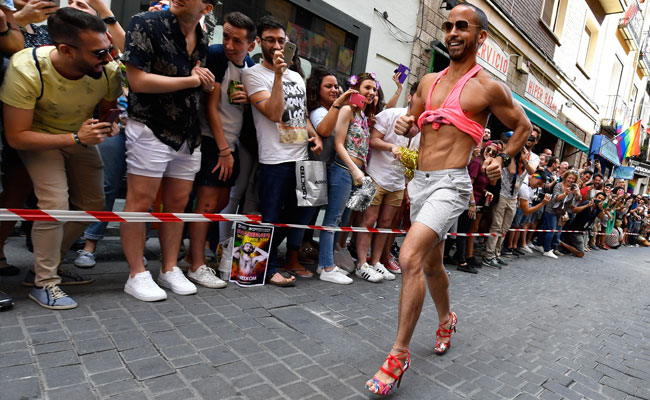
120, 0, 217, 302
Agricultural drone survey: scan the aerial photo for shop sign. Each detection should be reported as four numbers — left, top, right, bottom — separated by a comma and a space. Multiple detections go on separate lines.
477, 37, 509, 81
629, 159, 650, 177
525, 74, 558, 116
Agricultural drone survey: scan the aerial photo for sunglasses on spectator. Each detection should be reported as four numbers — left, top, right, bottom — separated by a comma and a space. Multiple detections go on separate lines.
61, 44, 114, 60
485, 149, 497, 157
527, 135, 536, 141
91, 46, 114, 60
441, 20, 482, 33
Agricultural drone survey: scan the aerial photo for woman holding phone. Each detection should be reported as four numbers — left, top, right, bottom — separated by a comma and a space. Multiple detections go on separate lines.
302, 66, 355, 268
317, 72, 385, 284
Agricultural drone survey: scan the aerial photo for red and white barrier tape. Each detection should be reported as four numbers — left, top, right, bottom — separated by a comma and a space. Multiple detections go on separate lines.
0, 209, 642, 237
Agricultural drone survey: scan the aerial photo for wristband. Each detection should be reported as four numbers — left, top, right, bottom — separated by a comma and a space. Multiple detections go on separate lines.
219, 152, 233, 157
72, 132, 82, 145
218, 146, 230, 152
469, 202, 476, 206
332, 104, 342, 109
70, 133, 77, 145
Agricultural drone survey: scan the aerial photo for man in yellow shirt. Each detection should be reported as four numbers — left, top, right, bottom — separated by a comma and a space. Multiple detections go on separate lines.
0, 7, 122, 309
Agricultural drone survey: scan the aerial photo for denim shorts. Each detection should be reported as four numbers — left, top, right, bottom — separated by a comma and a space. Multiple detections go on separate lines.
512, 207, 531, 227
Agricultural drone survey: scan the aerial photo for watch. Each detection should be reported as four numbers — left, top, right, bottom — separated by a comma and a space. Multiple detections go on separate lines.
102, 16, 118, 25
497, 152, 511, 167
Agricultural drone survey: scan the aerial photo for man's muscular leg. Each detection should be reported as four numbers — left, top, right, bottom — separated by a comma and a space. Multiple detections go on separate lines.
369, 222, 451, 385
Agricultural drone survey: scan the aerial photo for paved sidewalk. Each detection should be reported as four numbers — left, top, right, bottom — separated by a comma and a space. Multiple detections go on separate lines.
1, 236, 650, 400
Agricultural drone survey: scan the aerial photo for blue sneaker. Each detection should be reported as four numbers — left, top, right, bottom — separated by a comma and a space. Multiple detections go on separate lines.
29, 285, 77, 310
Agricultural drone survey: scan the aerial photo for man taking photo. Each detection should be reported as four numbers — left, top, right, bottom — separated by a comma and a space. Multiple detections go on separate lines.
0, 7, 122, 309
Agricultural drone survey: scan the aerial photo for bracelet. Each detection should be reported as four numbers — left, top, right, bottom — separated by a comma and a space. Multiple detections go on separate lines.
332, 104, 341, 109
71, 132, 82, 145
219, 152, 233, 157
218, 146, 230, 152
70, 133, 77, 145
469, 202, 476, 206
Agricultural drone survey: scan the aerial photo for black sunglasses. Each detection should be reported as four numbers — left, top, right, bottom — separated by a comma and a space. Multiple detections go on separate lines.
485, 149, 498, 157
91, 45, 114, 60
441, 20, 482, 34
63, 43, 114, 60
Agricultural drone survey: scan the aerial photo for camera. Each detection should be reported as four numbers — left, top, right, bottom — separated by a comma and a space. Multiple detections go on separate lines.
532, 190, 545, 205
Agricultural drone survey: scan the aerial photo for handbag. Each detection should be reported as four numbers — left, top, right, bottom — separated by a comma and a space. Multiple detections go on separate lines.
295, 160, 328, 207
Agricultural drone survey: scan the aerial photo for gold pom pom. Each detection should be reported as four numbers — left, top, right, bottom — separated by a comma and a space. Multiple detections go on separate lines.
398, 146, 418, 179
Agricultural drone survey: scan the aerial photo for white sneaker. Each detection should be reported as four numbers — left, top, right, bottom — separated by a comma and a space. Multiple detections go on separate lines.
355, 263, 384, 283
526, 242, 536, 250
372, 262, 396, 281
334, 247, 356, 273
187, 264, 227, 289
157, 266, 197, 295
319, 267, 353, 284
543, 250, 558, 259
124, 271, 167, 302
74, 250, 96, 268
519, 246, 533, 254
534, 245, 545, 253
316, 265, 350, 275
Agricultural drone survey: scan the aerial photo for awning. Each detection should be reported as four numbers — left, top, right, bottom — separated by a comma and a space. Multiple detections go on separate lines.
512, 92, 589, 153
590, 134, 621, 166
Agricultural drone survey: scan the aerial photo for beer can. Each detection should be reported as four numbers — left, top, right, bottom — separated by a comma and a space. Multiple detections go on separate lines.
229, 80, 241, 104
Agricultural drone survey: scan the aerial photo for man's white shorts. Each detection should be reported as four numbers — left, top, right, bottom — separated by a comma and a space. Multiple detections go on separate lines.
125, 119, 201, 181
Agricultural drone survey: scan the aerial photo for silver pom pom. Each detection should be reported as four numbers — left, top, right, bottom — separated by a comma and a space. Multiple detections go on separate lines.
346, 176, 376, 211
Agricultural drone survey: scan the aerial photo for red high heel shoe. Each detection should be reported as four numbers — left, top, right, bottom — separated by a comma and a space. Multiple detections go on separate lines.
365, 349, 410, 396
435, 311, 457, 355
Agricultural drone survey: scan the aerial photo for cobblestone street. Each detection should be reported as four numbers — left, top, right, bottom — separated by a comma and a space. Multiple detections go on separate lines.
1, 237, 650, 400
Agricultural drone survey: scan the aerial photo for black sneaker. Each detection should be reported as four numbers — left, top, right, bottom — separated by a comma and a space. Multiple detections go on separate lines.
468, 257, 483, 268
457, 263, 478, 274
512, 248, 526, 256
22, 268, 94, 287
0, 291, 14, 311
502, 248, 514, 256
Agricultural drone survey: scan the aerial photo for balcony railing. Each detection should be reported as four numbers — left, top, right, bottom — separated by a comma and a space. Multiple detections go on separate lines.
601, 95, 630, 133
618, 2, 643, 50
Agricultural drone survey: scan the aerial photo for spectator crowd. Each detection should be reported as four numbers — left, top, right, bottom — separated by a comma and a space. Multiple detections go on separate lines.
0, 0, 648, 313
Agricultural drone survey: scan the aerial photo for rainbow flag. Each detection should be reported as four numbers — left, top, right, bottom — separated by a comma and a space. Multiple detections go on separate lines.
628, 177, 637, 194
616, 120, 642, 162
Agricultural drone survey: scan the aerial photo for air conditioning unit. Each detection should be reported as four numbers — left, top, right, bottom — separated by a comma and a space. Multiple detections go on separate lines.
516, 56, 530, 74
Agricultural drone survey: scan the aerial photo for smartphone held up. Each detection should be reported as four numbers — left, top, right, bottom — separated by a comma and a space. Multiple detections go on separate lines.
349, 93, 366, 108
282, 41, 297, 72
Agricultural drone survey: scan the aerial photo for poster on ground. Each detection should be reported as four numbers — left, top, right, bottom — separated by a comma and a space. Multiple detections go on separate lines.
229, 222, 274, 287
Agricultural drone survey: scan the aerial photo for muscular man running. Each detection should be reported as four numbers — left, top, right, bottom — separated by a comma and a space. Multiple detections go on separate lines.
365, 3, 531, 395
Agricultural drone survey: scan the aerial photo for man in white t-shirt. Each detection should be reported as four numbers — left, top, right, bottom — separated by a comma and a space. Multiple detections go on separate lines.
356, 83, 419, 277
242, 15, 316, 287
